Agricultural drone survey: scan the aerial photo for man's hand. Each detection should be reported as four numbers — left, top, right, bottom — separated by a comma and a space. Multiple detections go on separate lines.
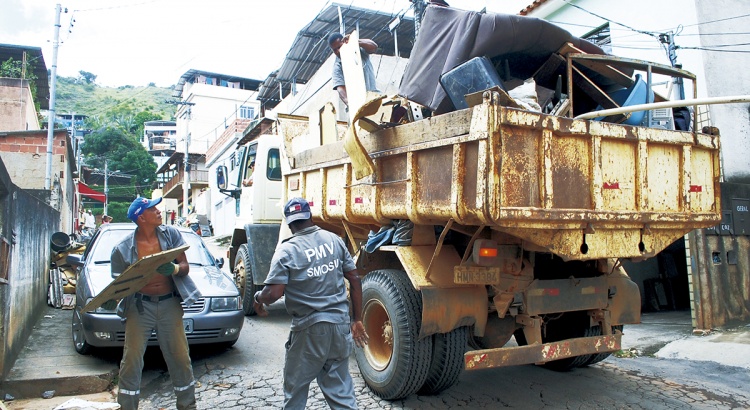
351, 320, 369, 348
101, 299, 118, 310
156, 262, 178, 276
253, 291, 269, 317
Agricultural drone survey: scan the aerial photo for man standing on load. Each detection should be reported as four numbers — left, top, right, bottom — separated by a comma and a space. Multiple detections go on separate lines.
328, 32, 379, 107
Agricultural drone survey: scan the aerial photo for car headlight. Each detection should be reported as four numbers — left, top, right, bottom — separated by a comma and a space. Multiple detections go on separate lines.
210, 296, 241, 312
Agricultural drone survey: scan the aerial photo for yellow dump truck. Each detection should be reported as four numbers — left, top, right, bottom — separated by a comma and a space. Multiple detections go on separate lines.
222, 7, 722, 401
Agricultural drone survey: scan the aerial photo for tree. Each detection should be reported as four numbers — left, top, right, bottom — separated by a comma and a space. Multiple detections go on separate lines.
78, 70, 97, 84
82, 126, 157, 197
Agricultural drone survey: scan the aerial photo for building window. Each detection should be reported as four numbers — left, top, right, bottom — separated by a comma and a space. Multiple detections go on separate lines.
240, 106, 256, 120
583, 23, 612, 54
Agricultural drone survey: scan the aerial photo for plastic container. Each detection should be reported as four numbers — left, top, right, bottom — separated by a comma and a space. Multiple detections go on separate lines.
440, 56, 505, 110
595, 74, 654, 126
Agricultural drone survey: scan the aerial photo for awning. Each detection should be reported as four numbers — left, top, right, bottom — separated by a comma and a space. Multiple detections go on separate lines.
78, 181, 105, 203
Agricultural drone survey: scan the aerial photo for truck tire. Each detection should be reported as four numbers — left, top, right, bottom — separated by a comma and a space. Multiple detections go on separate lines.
234, 244, 262, 316
417, 326, 468, 395
582, 325, 624, 366
355, 270, 432, 400
72, 309, 92, 355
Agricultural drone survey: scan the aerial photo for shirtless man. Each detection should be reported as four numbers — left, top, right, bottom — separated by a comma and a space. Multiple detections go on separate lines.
110, 197, 196, 410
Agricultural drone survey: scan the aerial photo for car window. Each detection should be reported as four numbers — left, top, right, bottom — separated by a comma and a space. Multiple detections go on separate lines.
88, 228, 215, 267
181, 231, 215, 266
89, 229, 132, 263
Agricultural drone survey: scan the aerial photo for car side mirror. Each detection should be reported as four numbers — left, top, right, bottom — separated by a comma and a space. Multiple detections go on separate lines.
217, 165, 228, 190
66, 254, 83, 267
215, 257, 224, 269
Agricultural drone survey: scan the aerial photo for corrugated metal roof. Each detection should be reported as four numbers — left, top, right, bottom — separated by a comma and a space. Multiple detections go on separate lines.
258, 2, 415, 109
0, 43, 49, 110
172, 69, 263, 98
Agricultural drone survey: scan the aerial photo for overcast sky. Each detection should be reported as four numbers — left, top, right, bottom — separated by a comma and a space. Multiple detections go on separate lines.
1, 0, 531, 88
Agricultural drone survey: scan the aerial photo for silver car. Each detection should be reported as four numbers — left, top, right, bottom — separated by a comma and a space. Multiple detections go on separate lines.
69, 223, 243, 354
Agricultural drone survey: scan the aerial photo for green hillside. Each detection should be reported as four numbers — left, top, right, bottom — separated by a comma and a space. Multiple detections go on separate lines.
55, 75, 176, 123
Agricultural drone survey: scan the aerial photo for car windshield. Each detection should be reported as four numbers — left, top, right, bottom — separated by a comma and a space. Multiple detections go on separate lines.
89, 228, 215, 267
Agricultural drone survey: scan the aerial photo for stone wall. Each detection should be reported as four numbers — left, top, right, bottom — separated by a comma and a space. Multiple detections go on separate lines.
0, 158, 60, 381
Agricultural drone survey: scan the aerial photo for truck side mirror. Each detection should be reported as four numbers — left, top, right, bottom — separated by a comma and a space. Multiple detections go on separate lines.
217, 165, 228, 190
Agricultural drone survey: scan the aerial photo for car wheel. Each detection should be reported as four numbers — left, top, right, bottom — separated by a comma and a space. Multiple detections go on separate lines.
72, 309, 92, 355
354, 270, 432, 400
234, 244, 262, 316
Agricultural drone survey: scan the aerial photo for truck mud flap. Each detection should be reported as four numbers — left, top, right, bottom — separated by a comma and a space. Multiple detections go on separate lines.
464, 332, 621, 370
245, 224, 281, 285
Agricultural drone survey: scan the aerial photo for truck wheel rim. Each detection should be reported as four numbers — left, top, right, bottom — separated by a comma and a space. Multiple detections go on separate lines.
363, 299, 393, 371
235, 260, 246, 298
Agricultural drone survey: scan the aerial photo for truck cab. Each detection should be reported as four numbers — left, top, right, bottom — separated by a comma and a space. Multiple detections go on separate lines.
216, 134, 284, 315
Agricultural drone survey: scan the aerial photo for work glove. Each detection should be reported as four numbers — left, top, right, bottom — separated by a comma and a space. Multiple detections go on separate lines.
156, 262, 178, 276
101, 299, 118, 310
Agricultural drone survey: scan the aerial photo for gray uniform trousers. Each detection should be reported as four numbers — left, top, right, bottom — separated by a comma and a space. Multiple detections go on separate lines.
118, 295, 196, 410
283, 321, 357, 410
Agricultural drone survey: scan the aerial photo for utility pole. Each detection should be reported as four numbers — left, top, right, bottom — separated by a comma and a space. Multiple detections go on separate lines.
45, 4, 65, 190
659, 32, 685, 100
103, 159, 108, 215
165, 99, 196, 217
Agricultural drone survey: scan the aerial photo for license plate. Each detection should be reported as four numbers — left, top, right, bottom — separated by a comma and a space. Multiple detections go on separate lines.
183, 319, 194, 334
454, 266, 500, 284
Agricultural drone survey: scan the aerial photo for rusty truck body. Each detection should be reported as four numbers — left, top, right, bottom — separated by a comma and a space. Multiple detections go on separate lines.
221, 5, 722, 401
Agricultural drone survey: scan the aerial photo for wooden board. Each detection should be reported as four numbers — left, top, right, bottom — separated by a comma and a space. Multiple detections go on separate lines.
82, 245, 189, 313
340, 30, 367, 115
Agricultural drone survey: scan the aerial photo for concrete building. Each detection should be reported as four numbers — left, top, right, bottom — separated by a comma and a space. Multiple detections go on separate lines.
0, 44, 48, 132
204, 4, 416, 238
157, 70, 262, 220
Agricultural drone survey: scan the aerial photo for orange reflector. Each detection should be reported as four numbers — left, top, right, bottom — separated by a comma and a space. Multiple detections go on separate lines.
544, 288, 560, 296
479, 248, 498, 257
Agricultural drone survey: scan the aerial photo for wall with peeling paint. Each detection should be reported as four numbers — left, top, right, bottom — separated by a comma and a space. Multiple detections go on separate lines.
0, 158, 59, 381
689, 182, 750, 329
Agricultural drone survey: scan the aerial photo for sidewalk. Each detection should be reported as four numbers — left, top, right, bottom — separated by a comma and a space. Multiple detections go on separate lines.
0, 307, 118, 401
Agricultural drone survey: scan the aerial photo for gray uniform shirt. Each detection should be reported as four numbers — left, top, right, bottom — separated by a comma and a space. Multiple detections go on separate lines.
111, 224, 201, 318
265, 226, 357, 330
332, 47, 379, 93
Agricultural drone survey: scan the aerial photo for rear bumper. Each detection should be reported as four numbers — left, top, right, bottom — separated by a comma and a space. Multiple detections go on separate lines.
464, 332, 621, 370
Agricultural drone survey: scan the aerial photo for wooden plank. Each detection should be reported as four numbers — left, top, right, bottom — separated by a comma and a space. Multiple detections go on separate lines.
532, 54, 566, 89
340, 30, 367, 118
82, 245, 189, 313
572, 58, 634, 88
320, 102, 338, 145
572, 65, 629, 124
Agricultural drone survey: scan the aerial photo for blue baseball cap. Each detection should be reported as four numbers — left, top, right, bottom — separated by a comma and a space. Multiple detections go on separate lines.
284, 197, 312, 224
127, 197, 162, 222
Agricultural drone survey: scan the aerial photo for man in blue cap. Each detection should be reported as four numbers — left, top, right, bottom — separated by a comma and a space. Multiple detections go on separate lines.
110, 197, 198, 410
253, 197, 369, 409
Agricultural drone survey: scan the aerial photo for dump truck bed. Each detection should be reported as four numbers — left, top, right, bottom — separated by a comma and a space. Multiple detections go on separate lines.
284, 97, 720, 261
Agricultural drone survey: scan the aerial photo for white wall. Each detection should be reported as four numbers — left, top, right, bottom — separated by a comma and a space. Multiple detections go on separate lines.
175, 84, 259, 155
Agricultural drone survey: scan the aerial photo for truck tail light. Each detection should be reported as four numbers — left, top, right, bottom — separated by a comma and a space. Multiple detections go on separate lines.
472, 239, 498, 266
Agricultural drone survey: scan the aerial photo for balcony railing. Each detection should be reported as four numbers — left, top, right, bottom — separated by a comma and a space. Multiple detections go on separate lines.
162, 170, 209, 195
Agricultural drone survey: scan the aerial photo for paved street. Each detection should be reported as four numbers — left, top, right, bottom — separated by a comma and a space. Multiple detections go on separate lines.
133, 305, 750, 410
129, 237, 750, 409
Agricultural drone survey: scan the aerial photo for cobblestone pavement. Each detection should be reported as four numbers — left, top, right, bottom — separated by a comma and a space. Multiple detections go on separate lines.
135, 317, 750, 410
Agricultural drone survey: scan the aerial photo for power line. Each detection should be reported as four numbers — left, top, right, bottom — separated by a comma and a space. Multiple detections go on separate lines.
676, 46, 750, 53
679, 13, 750, 28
